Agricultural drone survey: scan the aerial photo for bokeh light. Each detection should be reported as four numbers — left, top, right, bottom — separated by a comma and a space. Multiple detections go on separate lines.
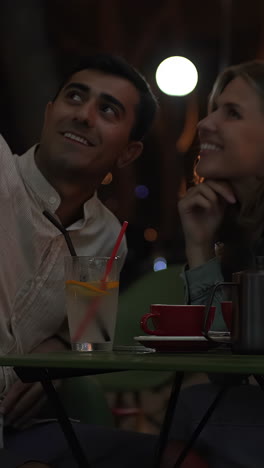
153, 257, 167, 272
156, 56, 198, 96
144, 228, 158, 242
135, 185, 149, 199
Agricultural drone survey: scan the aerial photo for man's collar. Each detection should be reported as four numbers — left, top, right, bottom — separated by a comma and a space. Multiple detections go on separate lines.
16, 144, 98, 224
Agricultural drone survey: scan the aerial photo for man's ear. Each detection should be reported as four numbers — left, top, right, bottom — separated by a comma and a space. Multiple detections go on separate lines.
117, 141, 143, 168
43, 102, 53, 128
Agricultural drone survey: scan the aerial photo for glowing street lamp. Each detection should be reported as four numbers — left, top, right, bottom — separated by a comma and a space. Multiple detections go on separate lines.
156, 56, 198, 96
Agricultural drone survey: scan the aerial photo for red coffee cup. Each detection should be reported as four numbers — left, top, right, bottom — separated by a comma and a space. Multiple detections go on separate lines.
221, 301, 233, 331
140, 304, 216, 336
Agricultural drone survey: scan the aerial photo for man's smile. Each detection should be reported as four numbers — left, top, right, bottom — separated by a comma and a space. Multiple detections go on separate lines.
200, 142, 222, 152
62, 131, 96, 147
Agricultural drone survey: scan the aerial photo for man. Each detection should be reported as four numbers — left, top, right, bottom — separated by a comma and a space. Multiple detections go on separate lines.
0, 53, 159, 466
0, 53, 209, 468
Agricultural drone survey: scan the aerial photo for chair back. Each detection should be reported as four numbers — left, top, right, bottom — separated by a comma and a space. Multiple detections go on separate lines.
114, 264, 184, 345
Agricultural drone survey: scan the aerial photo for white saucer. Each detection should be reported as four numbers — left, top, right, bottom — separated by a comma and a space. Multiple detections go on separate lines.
134, 333, 230, 353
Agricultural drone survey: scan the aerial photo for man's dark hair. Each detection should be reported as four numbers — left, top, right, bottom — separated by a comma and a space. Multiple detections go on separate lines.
53, 54, 158, 141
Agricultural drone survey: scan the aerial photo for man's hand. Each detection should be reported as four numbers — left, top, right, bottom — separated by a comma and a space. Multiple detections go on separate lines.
0, 379, 53, 428
0, 337, 68, 429
17, 463, 52, 468
178, 179, 236, 268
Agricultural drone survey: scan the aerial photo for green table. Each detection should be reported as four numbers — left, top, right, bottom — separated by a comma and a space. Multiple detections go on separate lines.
2, 349, 264, 468
1, 349, 264, 374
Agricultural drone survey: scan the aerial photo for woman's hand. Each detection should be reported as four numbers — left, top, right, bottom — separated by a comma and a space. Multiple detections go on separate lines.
178, 179, 236, 268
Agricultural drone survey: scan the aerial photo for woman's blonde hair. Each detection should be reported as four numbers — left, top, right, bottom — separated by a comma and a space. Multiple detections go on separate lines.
209, 60, 264, 114
203, 60, 264, 238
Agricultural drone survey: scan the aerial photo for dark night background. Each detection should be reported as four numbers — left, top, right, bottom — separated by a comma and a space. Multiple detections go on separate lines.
0, 0, 263, 288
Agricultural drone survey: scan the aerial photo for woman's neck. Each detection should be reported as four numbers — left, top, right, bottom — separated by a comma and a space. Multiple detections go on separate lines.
230, 176, 264, 241
230, 177, 259, 205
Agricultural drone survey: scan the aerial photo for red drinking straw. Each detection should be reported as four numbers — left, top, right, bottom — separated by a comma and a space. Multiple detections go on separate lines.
73, 221, 128, 343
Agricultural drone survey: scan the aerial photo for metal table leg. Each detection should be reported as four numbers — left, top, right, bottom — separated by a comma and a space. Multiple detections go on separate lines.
172, 385, 228, 468
254, 374, 264, 391
153, 371, 184, 468
40, 370, 90, 468
15, 365, 132, 468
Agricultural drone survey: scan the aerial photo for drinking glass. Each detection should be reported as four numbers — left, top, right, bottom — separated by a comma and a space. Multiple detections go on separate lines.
64, 256, 120, 351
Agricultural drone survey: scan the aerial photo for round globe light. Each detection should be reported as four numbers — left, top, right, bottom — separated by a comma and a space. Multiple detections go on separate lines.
156, 56, 198, 96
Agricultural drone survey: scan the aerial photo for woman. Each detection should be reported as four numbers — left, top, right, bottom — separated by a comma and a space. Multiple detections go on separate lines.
179, 60, 264, 329
173, 60, 264, 468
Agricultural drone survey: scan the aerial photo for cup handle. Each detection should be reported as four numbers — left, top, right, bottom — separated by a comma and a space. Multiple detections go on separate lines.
140, 312, 162, 335
203, 281, 237, 342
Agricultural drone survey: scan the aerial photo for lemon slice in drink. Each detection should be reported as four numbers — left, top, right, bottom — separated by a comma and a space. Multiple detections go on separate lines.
65, 280, 118, 296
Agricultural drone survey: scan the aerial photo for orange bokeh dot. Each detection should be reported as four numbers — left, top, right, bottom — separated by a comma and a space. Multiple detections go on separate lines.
144, 228, 158, 242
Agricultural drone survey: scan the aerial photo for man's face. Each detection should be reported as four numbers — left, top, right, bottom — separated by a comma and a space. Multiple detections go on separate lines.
38, 69, 143, 180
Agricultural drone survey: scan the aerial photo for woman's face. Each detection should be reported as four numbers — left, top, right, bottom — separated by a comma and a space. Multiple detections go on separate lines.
196, 76, 264, 180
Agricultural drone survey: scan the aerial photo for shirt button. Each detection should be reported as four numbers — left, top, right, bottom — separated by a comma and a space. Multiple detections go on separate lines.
49, 196, 57, 204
